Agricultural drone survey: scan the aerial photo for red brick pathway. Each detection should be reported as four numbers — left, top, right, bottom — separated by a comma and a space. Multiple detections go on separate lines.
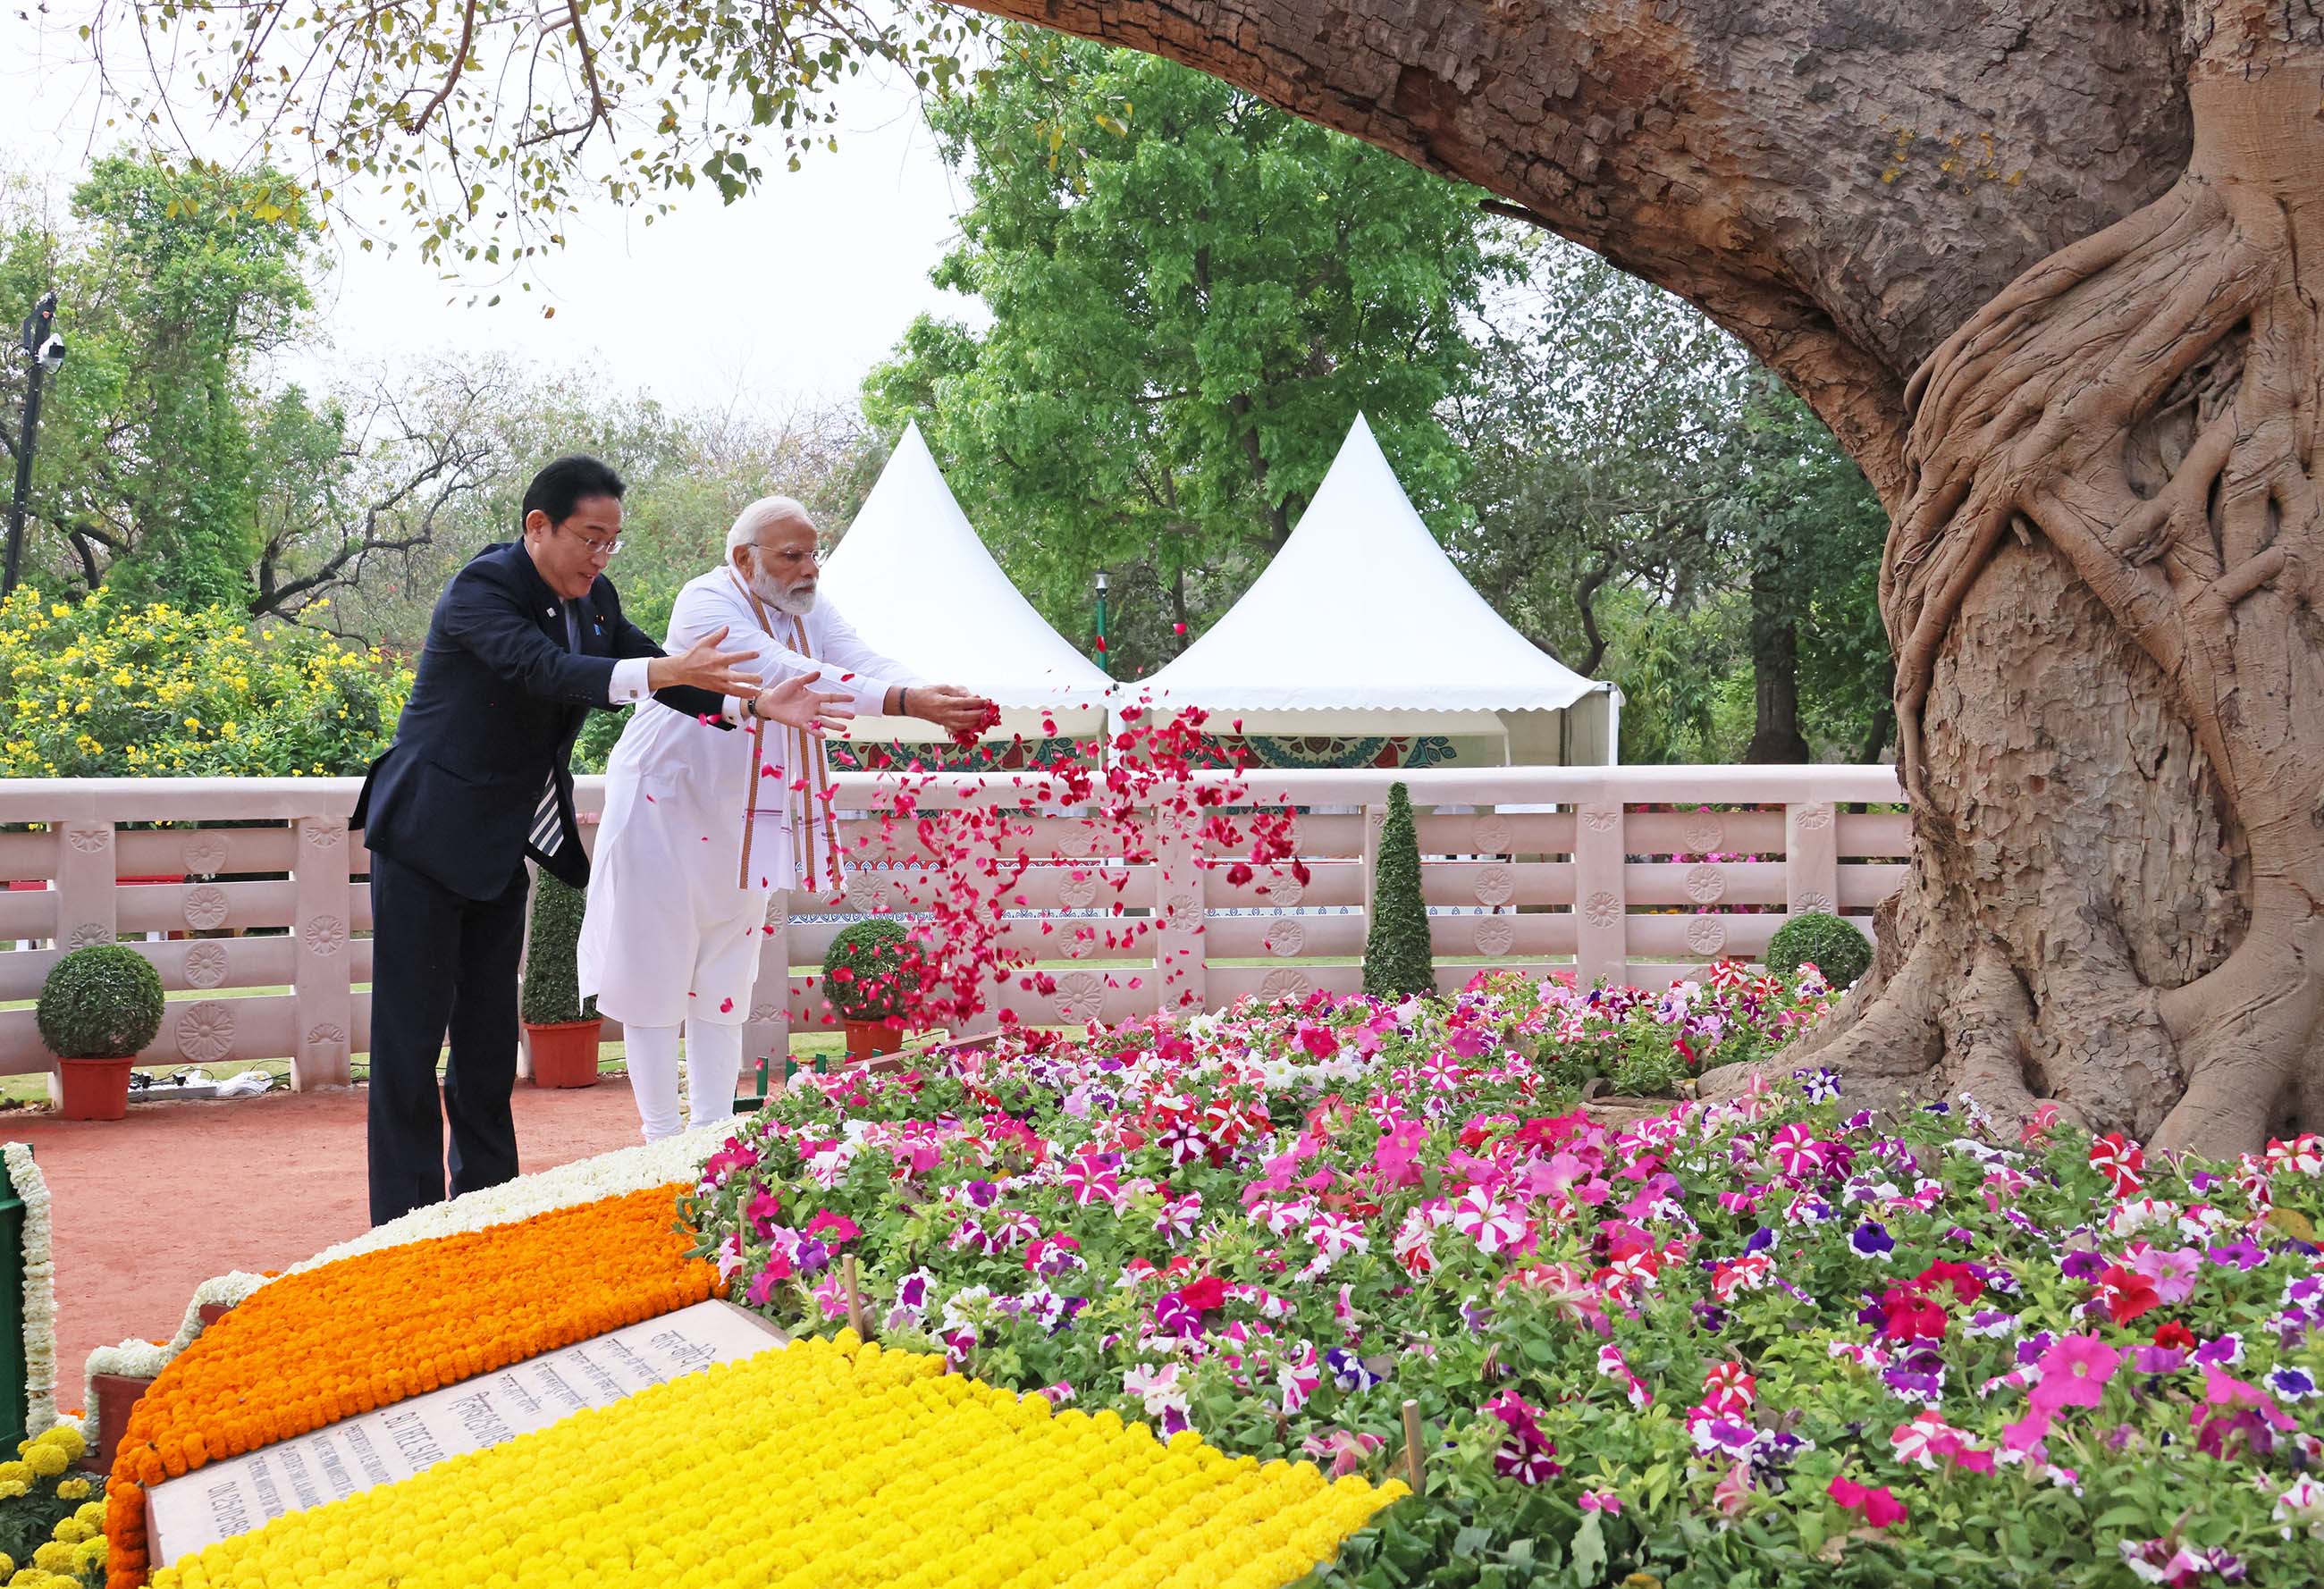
2, 1080, 647, 1405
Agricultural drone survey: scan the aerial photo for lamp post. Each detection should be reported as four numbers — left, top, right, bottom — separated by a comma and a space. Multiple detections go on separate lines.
1093, 568, 1111, 676
5, 293, 65, 600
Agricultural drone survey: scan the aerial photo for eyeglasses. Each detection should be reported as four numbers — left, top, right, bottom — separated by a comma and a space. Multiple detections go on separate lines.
745, 541, 824, 563
560, 525, 624, 558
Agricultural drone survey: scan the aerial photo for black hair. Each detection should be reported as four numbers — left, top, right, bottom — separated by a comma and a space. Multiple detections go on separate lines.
520, 455, 626, 530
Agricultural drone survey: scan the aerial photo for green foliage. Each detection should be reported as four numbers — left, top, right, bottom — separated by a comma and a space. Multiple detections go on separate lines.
520, 874, 595, 1026
1765, 912, 1873, 989
0, 589, 408, 778
821, 917, 916, 1023
863, 33, 1517, 677
5, 166, 885, 641
0, 157, 317, 611
1362, 784, 1435, 1001
1447, 245, 1893, 765
1446, 241, 1750, 680
1710, 374, 1896, 762
37, 945, 164, 1060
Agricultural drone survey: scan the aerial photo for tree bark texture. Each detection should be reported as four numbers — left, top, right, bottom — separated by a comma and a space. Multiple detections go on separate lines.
962, 0, 2324, 1154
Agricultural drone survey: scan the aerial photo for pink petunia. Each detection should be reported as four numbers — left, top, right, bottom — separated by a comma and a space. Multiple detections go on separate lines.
804, 1210, 858, 1243
2129, 1244, 2203, 1305
2031, 1334, 2121, 1417
1827, 1475, 1907, 1528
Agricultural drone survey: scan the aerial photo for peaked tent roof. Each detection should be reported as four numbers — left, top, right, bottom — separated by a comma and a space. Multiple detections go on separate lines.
820, 422, 1111, 710
1133, 414, 1602, 715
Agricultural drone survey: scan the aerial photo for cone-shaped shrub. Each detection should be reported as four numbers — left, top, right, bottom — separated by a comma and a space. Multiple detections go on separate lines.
1363, 782, 1436, 1000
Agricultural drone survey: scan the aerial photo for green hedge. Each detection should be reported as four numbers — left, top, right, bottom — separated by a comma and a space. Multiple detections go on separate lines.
521, 874, 596, 1025
822, 917, 916, 1023
1765, 910, 1872, 988
37, 945, 164, 1059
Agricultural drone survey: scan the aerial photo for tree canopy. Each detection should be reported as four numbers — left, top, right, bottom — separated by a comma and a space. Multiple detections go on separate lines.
861, 33, 1517, 677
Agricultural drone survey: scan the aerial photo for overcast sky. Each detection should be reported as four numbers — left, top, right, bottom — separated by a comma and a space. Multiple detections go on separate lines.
0, 23, 975, 411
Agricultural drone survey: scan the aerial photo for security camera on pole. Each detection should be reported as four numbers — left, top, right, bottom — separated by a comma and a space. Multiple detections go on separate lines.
4, 291, 65, 598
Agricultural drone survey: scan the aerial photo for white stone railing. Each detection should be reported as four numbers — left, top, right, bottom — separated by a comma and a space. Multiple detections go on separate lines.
0, 765, 1906, 1088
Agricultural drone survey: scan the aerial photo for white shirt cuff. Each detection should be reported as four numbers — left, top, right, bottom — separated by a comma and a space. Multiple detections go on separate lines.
607, 656, 653, 704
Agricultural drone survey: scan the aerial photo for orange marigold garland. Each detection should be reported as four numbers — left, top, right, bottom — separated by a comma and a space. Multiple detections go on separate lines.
105, 1184, 712, 1588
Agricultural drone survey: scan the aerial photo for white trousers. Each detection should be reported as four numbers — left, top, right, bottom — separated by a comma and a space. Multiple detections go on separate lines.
624, 1020, 744, 1142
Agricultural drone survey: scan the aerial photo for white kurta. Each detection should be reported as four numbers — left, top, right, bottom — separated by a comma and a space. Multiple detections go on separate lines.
577, 569, 921, 1029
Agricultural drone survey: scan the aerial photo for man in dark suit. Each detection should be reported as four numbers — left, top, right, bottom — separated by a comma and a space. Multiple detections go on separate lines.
353, 454, 843, 1225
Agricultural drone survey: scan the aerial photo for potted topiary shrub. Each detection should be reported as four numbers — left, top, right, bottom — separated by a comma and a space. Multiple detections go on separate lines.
1764, 910, 1873, 991
37, 944, 164, 1120
520, 873, 602, 1088
822, 917, 919, 1064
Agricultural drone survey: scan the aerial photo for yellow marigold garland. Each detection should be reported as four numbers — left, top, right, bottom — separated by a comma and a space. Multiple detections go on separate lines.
153, 1333, 1406, 1589
106, 1186, 713, 1588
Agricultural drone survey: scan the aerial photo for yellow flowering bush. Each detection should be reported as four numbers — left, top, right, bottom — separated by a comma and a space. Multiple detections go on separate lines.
0, 1431, 105, 1589
155, 1333, 1404, 1589
3, 1486, 104, 1579
0, 591, 410, 778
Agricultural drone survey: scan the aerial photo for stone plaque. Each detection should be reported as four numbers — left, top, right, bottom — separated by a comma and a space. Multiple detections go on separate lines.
147, 1299, 787, 1566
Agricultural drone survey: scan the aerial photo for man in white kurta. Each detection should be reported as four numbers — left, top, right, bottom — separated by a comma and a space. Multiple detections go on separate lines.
577, 495, 994, 1139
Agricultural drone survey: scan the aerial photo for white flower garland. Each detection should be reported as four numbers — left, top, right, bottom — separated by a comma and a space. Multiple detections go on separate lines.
0, 1142, 59, 1437
71, 1121, 733, 1437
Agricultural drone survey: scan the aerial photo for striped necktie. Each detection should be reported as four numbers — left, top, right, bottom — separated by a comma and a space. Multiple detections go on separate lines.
528, 604, 578, 858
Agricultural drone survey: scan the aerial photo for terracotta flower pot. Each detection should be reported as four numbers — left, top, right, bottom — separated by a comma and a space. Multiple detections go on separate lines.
525, 1019, 603, 1088
844, 1019, 905, 1064
57, 1055, 134, 1121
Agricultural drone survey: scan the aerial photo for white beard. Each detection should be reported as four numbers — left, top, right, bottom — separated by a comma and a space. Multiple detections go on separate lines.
747, 570, 818, 616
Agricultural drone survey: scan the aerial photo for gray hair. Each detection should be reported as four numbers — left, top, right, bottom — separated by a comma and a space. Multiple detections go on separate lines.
726, 495, 815, 554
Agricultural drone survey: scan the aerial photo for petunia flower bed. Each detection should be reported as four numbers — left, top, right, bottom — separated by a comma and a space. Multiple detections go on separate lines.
687, 970, 2324, 1588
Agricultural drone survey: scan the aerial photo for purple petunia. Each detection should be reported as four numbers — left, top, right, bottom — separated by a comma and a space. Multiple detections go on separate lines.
2194, 1333, 2245, 1368
2208, 1237, 2269, 1271
2058, 1248, 2106, 1281
1851, 1222, 1895, 1260
2266, 1366, 2317, 1401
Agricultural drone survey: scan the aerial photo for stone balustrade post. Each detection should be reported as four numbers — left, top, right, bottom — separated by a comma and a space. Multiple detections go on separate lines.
1574, 802, 1627, 989
745, 890, 796, 1080
1154, 800, 1207, 1017
51, 820, 119, 1101
53, 820, 118, 958
290, 816, 355, 1089
1785, 800, 1840, 918
949, 839, 1003, 1039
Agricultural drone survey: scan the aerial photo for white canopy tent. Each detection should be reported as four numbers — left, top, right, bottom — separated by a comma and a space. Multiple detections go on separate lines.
1126, 414, 1619, 766
819, 421, 1112, 752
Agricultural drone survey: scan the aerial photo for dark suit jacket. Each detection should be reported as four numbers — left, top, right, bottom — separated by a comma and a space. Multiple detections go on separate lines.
351, 542, 732, 899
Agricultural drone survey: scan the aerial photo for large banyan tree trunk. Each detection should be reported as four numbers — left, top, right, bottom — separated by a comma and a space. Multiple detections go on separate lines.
964, 0, 2320, 1156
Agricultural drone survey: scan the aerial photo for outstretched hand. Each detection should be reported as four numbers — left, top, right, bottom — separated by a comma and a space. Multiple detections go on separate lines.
650, 626, 763, 698
908, 684, 998, 736
755, 671, 855, 735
